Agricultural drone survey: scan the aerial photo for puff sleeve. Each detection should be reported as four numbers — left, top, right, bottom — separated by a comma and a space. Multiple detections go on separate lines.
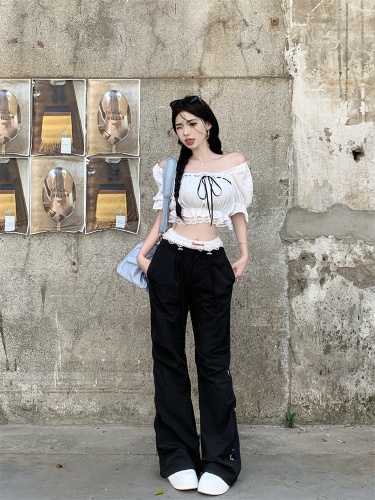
152, 163, 164, 210
229, 163, 253, 221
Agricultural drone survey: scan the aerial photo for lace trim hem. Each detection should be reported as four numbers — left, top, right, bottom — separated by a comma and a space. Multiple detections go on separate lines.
169, 213, 233, 230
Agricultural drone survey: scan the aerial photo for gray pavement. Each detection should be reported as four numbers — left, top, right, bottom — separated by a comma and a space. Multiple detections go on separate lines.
0, 424, 374, 500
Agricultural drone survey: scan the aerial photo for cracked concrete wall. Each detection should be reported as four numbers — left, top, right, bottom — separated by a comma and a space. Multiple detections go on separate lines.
0, 0, 291, 425
283, 0, 375, 423
0, 0, 374, 426
284, 0, 375, 212
287, 239, 374, 422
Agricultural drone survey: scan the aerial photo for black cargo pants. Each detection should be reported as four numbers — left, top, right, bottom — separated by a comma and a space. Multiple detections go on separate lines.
147, 239, 241, 486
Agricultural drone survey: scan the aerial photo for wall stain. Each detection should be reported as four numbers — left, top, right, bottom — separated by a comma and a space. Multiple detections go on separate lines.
41, 283, 47, 312
288, 251, 317, 299
0, 312, 10, 371
337, 253, 375, 288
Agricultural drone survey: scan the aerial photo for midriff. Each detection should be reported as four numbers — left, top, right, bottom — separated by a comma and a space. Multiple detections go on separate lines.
173, 222, 218, 241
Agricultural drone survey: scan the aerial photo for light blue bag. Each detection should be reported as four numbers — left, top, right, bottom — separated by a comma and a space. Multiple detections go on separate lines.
116, 242, 156, 289
116, 156, 177, 290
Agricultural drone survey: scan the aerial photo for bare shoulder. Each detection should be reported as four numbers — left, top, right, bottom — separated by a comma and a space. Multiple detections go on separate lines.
158, 158, 167, 168
222, 152, 246, 167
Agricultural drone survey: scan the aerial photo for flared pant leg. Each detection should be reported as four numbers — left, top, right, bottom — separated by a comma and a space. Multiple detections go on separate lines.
189, 250, 241, 486
148, 240, 241, 485
148, 242, 201, 477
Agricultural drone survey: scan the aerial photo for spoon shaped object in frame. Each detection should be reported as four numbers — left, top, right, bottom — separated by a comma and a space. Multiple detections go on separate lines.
0, 89, 21, 150
42, 167, 76, 225
98, 90, 131, 152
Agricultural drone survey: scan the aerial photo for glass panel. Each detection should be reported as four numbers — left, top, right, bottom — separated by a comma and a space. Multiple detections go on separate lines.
30, 156, 85, 233
0, 80, 30, 156
85, 156, 140, 234
0, 157, 29, 234
31, 80, 85, 156
87, 79, 140, 156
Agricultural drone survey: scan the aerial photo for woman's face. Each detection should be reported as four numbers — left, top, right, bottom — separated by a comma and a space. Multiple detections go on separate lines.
174, 111, 211, 150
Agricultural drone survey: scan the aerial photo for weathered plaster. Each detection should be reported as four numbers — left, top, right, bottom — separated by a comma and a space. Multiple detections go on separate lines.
0, 0, 287, 79
0, 76, 292, 424
280, 204, 375, 245
287, 238, 375, 423
283, 0, 375, 211
1, 0, 374, 426
282, 0, 375, 424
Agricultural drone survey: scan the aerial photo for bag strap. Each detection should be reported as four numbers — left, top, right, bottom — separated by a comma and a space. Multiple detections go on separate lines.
159, 156, 177, 234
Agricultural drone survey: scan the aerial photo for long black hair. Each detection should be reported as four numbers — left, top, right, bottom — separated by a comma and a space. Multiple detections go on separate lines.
170, 96, 223, 220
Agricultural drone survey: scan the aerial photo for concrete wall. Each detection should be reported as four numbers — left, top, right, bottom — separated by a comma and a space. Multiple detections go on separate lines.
282, 0, 375, 423
0, 0, 373, 425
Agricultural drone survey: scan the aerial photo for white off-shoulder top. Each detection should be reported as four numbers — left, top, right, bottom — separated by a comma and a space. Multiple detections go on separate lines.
152, 162, 253, 230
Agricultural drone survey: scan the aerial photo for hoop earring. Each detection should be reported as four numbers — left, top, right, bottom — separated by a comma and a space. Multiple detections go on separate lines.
206, 129, 210, 140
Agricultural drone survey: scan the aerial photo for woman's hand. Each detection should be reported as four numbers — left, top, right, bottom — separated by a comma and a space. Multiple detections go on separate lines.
135, 210, 163, 275
137, 254, 152, 275
232, 255, 248, 281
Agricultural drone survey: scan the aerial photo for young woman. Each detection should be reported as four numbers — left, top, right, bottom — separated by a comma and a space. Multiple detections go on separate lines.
137, 95, 253, 496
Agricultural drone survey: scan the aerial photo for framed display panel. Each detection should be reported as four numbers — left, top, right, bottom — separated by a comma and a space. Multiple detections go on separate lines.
30, 157, 85, 234
87, 79, 140, 157
31, 79, 85, 156
0, 79, 31, 156
86, 156, 140, 234
0, 157, 30, 234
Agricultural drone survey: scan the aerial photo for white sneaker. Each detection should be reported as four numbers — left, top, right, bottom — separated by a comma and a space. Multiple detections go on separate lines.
198, 472, 230, 495
167, 469, 198, 490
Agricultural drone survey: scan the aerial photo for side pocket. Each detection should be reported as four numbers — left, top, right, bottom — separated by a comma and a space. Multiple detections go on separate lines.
146, 261, 153, 278
218, 253, 235, 285
146, 245, 158, 278
225, 255, 236, 284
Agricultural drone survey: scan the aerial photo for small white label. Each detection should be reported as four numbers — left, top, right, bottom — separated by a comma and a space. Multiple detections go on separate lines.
116, 215, 126, 228
61, 137, 72, 154
5, 216, 15, 232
